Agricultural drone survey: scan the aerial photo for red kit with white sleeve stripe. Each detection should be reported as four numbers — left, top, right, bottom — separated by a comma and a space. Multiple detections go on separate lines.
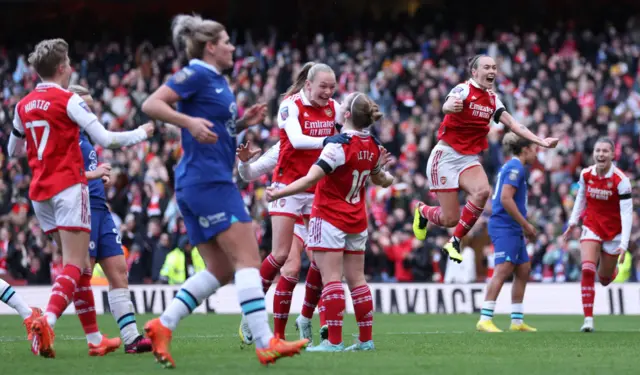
312, 131, 382, 233
438, 79, 505, 155
14, 83, 88, 201
274, 90, 338, 193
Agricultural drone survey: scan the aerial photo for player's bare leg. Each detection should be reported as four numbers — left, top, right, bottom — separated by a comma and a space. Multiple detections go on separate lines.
217, 222, 308, 365
307, 251, 345, 352
477, 262, 514, 333
0, 278, 42, 340
343, 253, 374, 351
260, 216, 296, 292
413, 191, 459, 240
597, 252, 619, 286
580, 242, 600, 332
510, 262, 536, 332
96, 256, 152, 353
32, 229, 90, 358
274, 239, 303, 340
146, 241, 233, 368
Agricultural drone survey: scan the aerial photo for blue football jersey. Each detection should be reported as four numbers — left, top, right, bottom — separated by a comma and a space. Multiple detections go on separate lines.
166, 59, 239, 189
79, 132, 108, 210
489, 158, 528, 235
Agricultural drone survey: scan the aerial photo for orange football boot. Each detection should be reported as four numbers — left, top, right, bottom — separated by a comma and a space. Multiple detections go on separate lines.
144, 318, 176, 369
256, 337, 309, 365
23, 307, 43, 340
88, 335, 122, 356
31, 316, 55, 358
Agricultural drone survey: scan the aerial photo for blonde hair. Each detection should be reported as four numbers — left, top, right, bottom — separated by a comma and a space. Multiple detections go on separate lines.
67, 84, 90, 97
28, 39, 69, 79
284, 62, 315, 98
345, 93, 383, 129
171, 14, 226, 60
502, 132, 533, 155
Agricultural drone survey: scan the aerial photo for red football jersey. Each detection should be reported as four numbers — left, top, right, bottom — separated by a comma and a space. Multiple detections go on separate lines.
14, 83, 88, 201
274, 90, 337, 193
579, 165, 631, 241
438, 79, 504, 155
311, 131, 382, 233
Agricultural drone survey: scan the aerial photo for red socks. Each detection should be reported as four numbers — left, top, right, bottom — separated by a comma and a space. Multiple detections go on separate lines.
301, 261, 322, 320
46, 264, 82, 318
581, 261, 596, 318
420, 205, 444, 227
453, 201, 484, 238
321, 281, 345, 345
74, 268, 99, 335
273, 275, 298, 339
350, 284, 373, 342
259, 254, 282, 293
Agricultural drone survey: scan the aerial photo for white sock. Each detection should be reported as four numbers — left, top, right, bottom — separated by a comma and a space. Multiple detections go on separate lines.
236, 268, 272, 349
0, 279, 32, 319
45, 312, 58, 328
108, 288, 140, 345
160, 271, 220, 331
511, 303, 524, 325
87, 332, 103, 345
480, 300, 495, 321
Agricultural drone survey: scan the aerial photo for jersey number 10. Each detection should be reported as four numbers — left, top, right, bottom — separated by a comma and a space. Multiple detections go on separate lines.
26, 120, 51, 161
345, 170, 370, 204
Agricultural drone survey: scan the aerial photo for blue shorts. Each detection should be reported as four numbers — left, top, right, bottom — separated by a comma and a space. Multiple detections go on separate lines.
490, 233, 529, 266
176, 182, 252, 246
89, 208, 123, 260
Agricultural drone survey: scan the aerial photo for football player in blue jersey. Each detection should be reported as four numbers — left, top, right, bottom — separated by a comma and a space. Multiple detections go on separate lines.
68, 85, 154, 354
477, 132, 538, 333
141, 14, 309, 367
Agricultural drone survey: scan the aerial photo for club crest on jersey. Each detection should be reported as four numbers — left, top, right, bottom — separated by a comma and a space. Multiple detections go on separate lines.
489, 95, 495, 107
607, 181, 613, 188
325, 108, 333, 117
79, 101, 92, 113
440, 176, 447, 185
280, 107, 289, 121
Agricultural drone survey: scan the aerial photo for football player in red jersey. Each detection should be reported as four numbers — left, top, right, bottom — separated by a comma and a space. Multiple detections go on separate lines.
8, 39, 152, 358
241, 62, 350, 343
562, 138, 632, 332
412, 55, 559, 264
266, 92, 394, 352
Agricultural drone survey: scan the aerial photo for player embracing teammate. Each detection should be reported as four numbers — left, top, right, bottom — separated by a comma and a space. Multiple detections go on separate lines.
266, 92, 394, 351
563, 138, 632, 332
412, 55, 558, 262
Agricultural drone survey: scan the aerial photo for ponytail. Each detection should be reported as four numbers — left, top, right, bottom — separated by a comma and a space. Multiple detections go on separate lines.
283, 62, 315, 98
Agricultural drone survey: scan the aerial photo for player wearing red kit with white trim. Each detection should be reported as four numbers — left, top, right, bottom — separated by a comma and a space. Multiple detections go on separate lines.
7, 39, 151, 358
412, 55, 558, 264
563, 138, 632, 332
266, 92, 394, 351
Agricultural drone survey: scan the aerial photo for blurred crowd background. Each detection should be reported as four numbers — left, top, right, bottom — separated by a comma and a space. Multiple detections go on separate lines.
1, 0, 640, 285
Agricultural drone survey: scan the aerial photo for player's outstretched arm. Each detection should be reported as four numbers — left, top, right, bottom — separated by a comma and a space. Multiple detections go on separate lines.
370, 171, 394, 188
237, 141, 279, 182
563, 172, 587, 240
500, 111, 558, 148
266, 165, 325, 202
618, 177, 633, 253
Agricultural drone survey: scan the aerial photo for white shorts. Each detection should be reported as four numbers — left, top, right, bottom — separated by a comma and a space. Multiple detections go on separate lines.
426, 143, 481, 191
268, 182, 314, 218
32, 183, 91, 235
580, 226, 622, 256
293, 222, 308, 247
307, 217, 367, 254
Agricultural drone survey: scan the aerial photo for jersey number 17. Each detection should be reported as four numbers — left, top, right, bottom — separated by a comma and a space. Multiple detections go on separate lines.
25, 120, 51, 161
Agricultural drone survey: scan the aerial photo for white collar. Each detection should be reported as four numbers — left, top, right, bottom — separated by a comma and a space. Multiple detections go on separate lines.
469, 78, 484, 90
189, 59, 220, 75
36, 81, 62, 89
591, 164, 615, 178
342, 128, 370, 137
299, 89, 312, 106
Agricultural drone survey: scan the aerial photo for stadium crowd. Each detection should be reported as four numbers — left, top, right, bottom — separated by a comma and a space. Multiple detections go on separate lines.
2, 17, 640, 285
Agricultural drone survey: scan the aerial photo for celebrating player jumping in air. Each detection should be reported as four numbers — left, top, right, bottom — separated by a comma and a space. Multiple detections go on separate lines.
412, 55, 559, 263
266, 92, 394, 351
477, 133, 538, 333
8, 38, 152, 358
141, 14, 309, 367
563, 138, 633, 332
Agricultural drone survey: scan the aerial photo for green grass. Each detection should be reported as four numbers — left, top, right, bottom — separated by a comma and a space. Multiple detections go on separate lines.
0, 314, 638, 375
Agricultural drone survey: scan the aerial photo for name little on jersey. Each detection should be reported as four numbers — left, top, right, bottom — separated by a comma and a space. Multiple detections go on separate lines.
469, 102, 493, 119
304, 120, 334, 136
587, 186, 613, 200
